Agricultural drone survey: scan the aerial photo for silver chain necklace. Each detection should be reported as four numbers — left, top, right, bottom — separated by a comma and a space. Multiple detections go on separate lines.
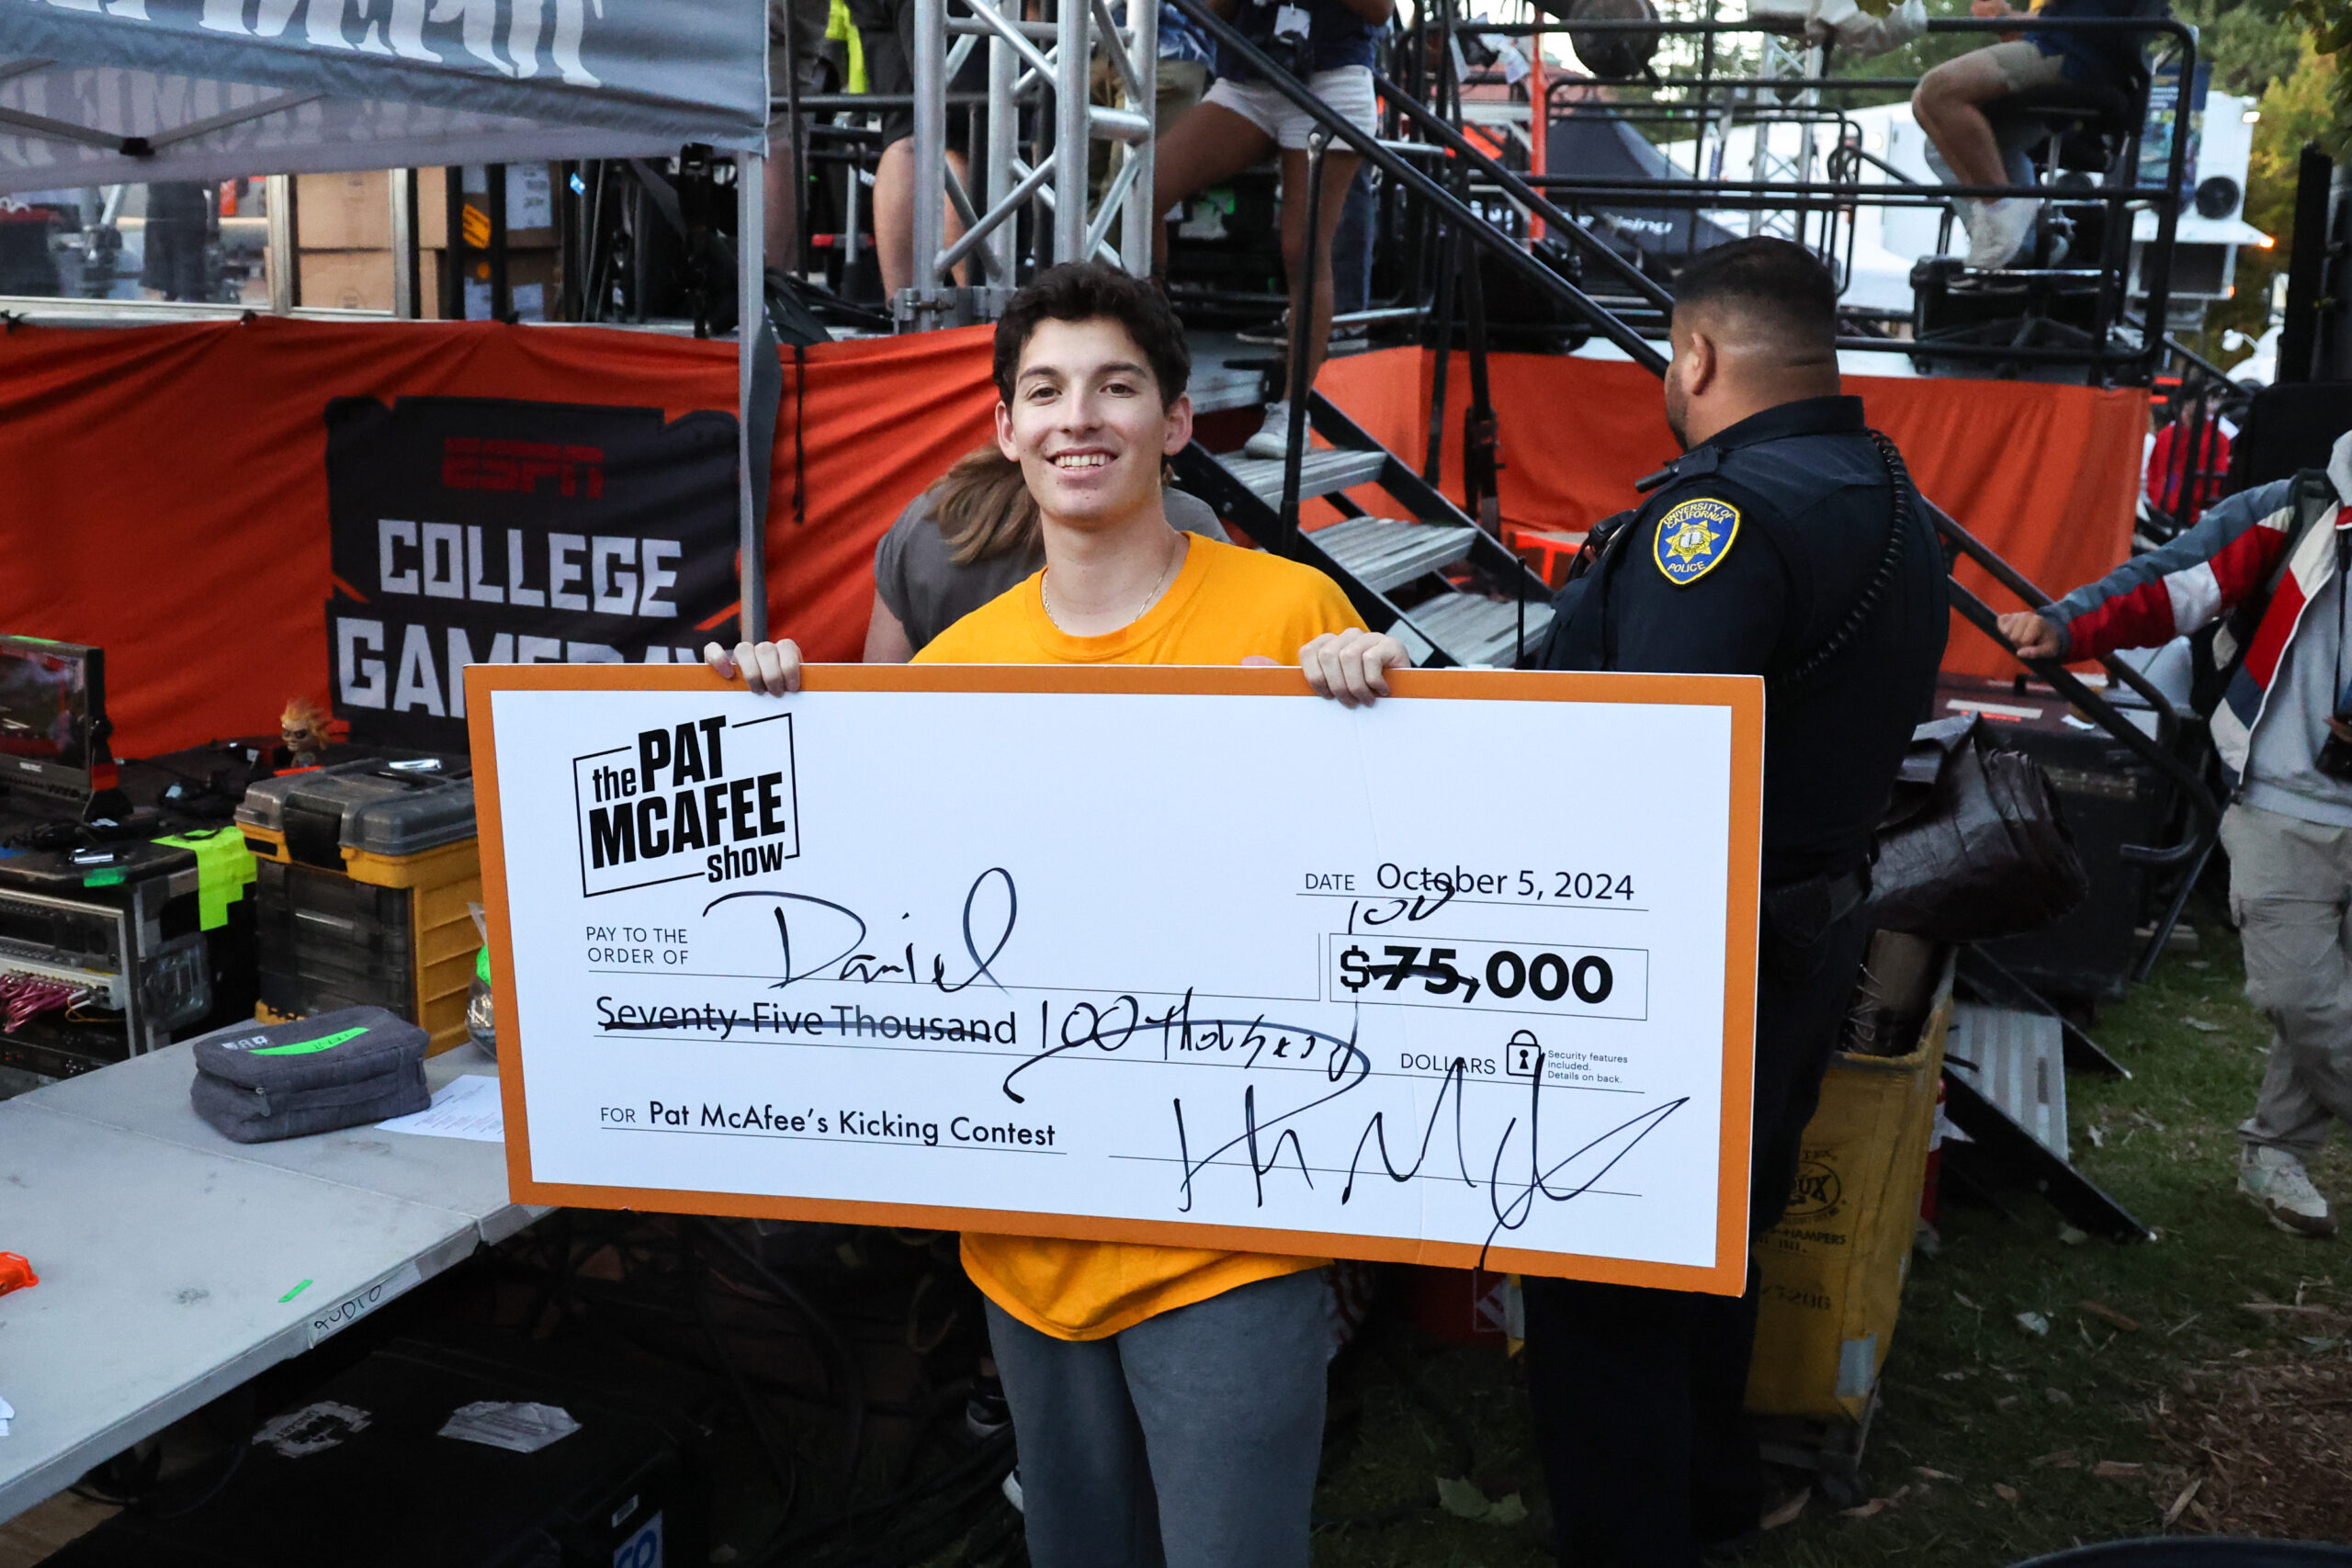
1042, 532, 1182, 634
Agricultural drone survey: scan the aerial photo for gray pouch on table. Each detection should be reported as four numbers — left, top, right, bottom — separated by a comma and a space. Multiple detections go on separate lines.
188, 1006, 431, 1144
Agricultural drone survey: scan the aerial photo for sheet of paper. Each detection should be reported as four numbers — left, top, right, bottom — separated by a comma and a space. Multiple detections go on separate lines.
473, 669, 1761, 1292
377, 1072, 504, 1142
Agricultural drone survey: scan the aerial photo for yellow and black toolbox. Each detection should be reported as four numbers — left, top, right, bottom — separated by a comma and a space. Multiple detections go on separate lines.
234, 760, 479, 1054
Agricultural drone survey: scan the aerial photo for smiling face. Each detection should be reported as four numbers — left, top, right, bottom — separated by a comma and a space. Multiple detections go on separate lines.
994, 316, 1194, 530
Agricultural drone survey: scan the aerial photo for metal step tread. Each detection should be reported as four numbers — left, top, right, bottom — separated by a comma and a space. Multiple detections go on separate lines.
1391, 591, 1555, 669
1217, 445, 1390, 503
1190, 363, 1268, 414
1948, 1003, 2068, 1161
1309, 517, 1477, 593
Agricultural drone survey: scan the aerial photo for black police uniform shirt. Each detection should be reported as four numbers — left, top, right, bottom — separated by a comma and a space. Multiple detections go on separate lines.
1540, 394, 1948, 887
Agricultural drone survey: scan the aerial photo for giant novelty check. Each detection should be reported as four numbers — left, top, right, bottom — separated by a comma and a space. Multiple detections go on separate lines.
469, 665, 1762, 1292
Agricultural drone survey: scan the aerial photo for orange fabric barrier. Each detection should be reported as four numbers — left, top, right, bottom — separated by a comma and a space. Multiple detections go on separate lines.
1320, 349, 2149, 679
1, 321, 2140, 757
0, 317, 994, 756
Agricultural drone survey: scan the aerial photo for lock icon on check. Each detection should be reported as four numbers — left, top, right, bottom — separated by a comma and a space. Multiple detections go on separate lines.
1506, 1030, 1541, 1077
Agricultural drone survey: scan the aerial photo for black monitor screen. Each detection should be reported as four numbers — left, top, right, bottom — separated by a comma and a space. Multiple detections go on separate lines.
0, 637, 104, 804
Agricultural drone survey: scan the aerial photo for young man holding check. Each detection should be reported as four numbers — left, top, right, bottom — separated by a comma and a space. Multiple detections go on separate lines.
708, 262, 1406, 1567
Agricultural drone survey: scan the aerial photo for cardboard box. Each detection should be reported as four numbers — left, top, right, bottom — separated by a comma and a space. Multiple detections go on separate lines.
417, 164, 560, 252
1745, 953, 1953, 1426
298, 247, 396, 312
424, 245, 559, 321
295, 170, 392, 251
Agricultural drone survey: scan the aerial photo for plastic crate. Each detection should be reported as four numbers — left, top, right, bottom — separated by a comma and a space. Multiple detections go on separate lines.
246, 822, 481, 1054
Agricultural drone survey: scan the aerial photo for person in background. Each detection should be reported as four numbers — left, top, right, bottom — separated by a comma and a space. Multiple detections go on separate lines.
1154, 0, 1220, 133
1153, 0, 1393, 460
140, 182, 212, 302
1912, 0, 2165, 271
765, 0, 839, 267
2144, 380, 2235, 525
1999, 430, 2352, 1241
1090, 3, 1220, 221
851, 0, 983, 297
1238, 162, 1375, 349
710, 263, 1406, 1568
864, 446, 1230, 660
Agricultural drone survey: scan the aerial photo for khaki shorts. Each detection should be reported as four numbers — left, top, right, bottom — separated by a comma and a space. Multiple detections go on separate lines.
1979, 39, 2073, 94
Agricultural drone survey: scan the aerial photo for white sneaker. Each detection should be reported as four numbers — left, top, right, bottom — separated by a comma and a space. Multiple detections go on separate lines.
1966, 197, 2041, 271
1951, 196, 1984, 254
1235, 312, 1292, 346
1244, 400, 1295, 460
2239, 1145, 2338, 1238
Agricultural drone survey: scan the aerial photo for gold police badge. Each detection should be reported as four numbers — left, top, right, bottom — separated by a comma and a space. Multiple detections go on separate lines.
1652, 497, 1740, 586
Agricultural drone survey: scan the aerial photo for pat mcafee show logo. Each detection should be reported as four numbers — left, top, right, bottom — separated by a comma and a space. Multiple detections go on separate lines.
575, 711, 799, 896
325, 395, 741, 752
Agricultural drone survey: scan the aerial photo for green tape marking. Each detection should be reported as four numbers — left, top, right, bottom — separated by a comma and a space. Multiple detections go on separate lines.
254, 1025, 370, 1056
279, 1279, 313, 1303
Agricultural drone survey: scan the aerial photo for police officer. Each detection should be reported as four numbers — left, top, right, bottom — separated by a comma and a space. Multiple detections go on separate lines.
1522, 237, 1948, 1564
1291, 238, 1949, 1559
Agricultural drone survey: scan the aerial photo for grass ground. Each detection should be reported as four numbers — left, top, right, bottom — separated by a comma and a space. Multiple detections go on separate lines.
1309, 907, 2352, 1564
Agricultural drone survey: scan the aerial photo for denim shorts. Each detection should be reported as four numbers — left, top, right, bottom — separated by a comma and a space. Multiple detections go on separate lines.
1202, 64, 1376, 151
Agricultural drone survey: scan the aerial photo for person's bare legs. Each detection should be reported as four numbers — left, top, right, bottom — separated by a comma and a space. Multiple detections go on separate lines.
875, 142, 975, 296
1912, 50, 2013, 189
1150, 101, 1278, 278
1278, 146, 1361, 394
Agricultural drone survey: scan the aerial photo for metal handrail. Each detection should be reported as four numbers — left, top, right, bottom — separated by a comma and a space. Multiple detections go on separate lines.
1934, 507, 2221, 864
1161, 0, 1667, 372
1369, 69, 1678, 317
1514, 11, 2197, 378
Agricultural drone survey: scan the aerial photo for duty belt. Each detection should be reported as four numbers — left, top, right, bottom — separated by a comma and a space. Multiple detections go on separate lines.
1760, 866, 1870, 952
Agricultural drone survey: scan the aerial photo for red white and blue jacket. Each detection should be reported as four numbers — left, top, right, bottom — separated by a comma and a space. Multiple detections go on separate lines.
2044, 434, 2352, 785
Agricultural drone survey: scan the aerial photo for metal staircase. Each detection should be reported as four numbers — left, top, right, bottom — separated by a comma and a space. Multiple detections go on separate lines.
1146, 0, 1668, 671
1172, 390, 1556, 670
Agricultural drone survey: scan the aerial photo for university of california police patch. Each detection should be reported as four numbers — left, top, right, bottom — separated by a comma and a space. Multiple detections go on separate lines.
1653, 496, 1740, 586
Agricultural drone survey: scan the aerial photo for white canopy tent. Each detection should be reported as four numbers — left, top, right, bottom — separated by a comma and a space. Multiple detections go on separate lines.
0, 0, 776, 636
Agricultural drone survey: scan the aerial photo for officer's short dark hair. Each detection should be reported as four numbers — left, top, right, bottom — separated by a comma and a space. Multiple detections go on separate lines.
994, 263, 1192, 409
1671, 239, 1838, 350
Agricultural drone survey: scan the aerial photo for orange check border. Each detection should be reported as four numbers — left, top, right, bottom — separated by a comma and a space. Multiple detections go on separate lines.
464, 662, 1765, 1297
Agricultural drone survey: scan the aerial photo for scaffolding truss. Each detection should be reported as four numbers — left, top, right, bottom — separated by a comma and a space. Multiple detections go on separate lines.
901, 0, 1159, 326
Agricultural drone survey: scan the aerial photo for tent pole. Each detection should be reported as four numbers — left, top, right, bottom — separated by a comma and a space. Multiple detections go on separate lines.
390, 169, 418, 320
738, 150, 769, 645
266, 175, 294, 313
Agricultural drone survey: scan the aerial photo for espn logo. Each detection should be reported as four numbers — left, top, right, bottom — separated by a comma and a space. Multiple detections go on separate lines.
443, 437, 605, 498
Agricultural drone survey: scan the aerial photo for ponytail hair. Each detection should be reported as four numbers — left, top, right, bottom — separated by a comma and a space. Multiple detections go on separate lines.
931, 446, 1039, 567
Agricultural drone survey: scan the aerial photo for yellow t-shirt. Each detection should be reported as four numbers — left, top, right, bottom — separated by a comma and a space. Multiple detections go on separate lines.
914, 533, 1363, 1339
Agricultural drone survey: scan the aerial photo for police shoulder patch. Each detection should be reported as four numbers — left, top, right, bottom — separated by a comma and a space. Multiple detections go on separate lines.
1652, 496, 1741, 586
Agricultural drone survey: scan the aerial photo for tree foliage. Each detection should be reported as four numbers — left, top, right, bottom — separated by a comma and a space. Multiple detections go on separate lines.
2188, 24, 2345, 367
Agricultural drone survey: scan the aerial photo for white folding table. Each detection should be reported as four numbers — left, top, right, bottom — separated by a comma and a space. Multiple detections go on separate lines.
0, 1044, 545, 1522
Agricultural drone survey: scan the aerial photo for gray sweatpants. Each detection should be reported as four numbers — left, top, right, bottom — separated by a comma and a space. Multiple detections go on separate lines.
983, 1267, 1329, 1568
2222, 803, 2352, 1156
